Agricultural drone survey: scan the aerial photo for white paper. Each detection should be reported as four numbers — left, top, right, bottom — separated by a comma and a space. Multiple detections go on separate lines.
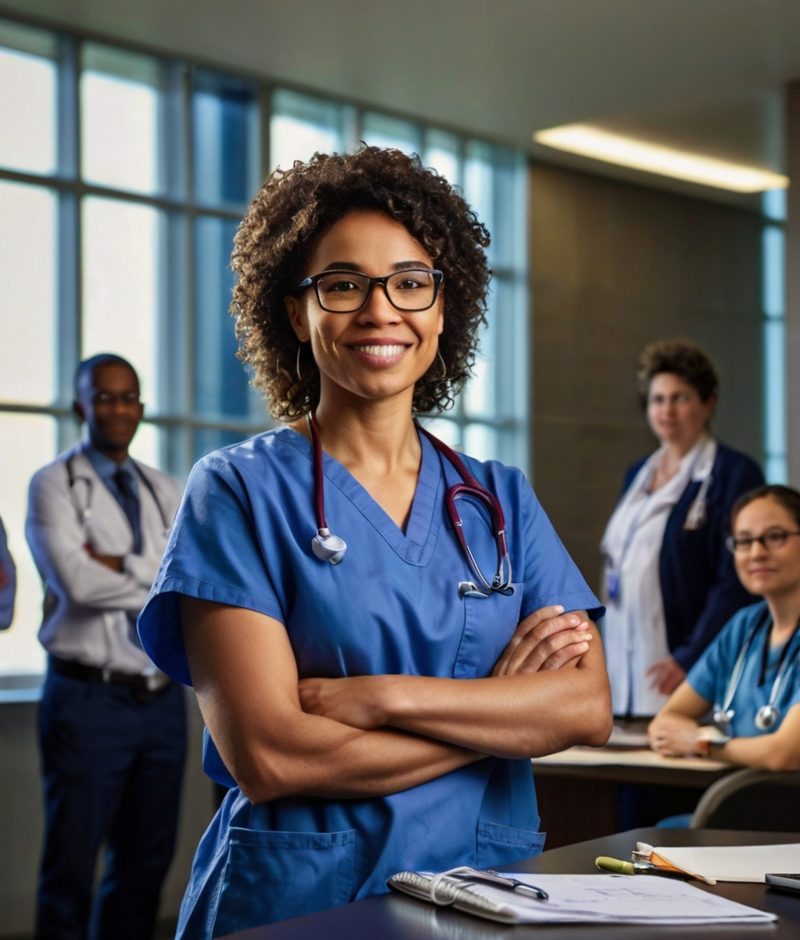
651, 842, 800, 883
389, 871, 776, 925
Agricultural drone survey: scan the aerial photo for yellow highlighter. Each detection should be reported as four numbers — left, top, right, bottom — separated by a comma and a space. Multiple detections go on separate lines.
594, 855, 688, 878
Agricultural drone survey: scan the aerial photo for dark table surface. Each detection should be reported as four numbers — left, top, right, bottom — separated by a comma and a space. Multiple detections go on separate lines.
222, 827, 800, 939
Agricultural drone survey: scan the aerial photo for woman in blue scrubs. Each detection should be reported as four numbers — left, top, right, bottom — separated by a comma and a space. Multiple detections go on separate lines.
649, 484, 800, 768
139, 146, 612, 938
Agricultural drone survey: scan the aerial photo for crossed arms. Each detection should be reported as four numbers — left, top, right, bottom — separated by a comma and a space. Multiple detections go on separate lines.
181, 598, 612, 803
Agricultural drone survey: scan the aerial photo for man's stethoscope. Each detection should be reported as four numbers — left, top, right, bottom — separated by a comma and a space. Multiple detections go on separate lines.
306, 413, 514, 599
66, 454, 172, 537
713, 606, 800, 733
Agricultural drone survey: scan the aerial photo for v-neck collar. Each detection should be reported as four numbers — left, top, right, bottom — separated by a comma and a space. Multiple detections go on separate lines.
280, 425, 443, 566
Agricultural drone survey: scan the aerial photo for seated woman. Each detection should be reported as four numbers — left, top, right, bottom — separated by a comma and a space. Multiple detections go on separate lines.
648, 484, 800, 771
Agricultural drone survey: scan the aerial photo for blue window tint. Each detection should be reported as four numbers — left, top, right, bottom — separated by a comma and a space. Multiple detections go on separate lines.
271, 89, 351, 170
193, 216, 254, 420
362, 112, 420, 153
193, 70, 258, 206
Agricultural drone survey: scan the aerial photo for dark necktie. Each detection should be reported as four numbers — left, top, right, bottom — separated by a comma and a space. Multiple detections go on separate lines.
113, 468, 143, 554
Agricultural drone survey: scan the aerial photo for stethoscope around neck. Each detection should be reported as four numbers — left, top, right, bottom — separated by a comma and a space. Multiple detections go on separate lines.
306, 412, 514, 598
713, 607, 800, 734
66, 454, 172, 537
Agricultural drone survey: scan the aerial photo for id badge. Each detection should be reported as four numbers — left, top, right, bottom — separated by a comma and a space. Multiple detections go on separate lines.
606, 569, 621, 605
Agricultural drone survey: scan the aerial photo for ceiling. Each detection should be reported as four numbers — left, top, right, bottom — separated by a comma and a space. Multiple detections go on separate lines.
6, 0, 800, 206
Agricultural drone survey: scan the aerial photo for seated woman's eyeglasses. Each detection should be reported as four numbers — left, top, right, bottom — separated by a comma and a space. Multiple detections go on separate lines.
295, 268, 444, 313
725, 528, 800, 554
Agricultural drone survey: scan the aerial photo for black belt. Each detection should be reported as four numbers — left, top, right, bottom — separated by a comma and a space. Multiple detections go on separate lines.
50, 655, 172, 702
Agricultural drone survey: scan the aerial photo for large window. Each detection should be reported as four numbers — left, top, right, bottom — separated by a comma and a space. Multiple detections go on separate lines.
0, 18, 528, 678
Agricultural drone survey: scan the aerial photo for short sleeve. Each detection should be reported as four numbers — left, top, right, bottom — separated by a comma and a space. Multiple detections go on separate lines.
686, 607, 754, 705
138, 453, 285, 685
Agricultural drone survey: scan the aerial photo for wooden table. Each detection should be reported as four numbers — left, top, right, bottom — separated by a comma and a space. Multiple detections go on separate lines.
221, 828, 800, 939
533, 737, 736, 847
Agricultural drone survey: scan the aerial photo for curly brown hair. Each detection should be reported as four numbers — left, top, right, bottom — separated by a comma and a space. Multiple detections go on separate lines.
636, 338, 720, 407
230, 146, 491, 420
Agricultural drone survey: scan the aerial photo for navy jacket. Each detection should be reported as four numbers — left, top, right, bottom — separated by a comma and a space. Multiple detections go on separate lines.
621, 443, 763, 672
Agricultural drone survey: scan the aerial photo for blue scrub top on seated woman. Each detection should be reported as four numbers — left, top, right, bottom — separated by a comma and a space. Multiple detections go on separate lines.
139, 426, 603, 937
686, 600, 800, 739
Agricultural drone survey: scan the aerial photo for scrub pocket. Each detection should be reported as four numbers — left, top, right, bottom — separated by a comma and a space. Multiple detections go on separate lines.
212, 826, 356, 935
454, 583, 524, 678
476, 820, 545, 870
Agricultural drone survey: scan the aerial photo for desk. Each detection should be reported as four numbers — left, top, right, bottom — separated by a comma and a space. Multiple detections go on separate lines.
533, 745, 735, 847
221, 828, 800, 939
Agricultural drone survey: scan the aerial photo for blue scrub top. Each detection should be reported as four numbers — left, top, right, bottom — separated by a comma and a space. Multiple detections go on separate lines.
687, 600, 800, 738
139, 426, 602, 937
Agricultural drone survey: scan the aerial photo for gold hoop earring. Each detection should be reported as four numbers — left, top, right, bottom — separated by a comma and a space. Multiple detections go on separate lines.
434, 349, 447, 380
296, 344, 305, 384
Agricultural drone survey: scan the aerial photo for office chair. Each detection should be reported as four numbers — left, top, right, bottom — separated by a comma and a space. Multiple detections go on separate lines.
690, 767, 800, 831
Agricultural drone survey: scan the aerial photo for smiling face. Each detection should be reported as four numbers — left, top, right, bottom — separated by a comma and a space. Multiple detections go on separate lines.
646, 372, 716, 452
285, 210, 444, 412
73, 362, 143, 461
732, 497, 800, 601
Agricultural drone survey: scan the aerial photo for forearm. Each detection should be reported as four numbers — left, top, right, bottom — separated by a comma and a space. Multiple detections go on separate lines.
717, 734, 800, 771
377, 667, 610, 758
208, 703, 485, 803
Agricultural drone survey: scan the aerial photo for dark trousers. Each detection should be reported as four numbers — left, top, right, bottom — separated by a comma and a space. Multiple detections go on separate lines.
35, 670, 187, 940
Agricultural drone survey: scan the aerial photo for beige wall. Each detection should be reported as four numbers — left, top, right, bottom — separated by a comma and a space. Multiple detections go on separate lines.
530, 163, 765, 592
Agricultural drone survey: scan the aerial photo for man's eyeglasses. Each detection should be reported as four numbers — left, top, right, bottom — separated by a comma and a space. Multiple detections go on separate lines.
91, 392, 141, 407
725, 528, 800, 554
295, 268, 443, 314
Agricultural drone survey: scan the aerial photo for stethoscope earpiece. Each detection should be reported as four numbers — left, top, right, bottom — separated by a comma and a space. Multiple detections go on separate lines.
311, 528, 347, 566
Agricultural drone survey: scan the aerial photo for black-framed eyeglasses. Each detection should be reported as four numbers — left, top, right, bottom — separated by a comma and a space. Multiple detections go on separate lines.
725, 528, 800, 554
91, 391, 141, 407
295, 268, 443, 313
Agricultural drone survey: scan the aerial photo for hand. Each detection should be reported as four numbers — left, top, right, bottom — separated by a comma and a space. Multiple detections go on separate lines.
298, 675, 386, 730
491, 606, 593, 677
648, 723, 704, 757
84, 545, 124, 572
646, 657, 686, 695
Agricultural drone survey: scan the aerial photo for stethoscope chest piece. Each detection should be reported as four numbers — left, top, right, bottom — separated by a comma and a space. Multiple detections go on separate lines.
311, 528, 347, 566
755, 703, 779, 730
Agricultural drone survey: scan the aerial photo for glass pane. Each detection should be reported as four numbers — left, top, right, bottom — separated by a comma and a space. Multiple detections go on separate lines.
0, 412, 57, 676
129, 420, 161, 469
766, 454, 788, 485
194, 216, 256, 420
82, 197, 162, 412
0, 181, 57, 403
762, 226, 785, 319
193, 70, 259, 206
81, 44, 163, 195
463, 423, 497, 463
271, 89, 350, 170
764, 318, 786, 458
421, 416, 460, 449
362, 112, 420, 153
464, 140, 495, 264
463, 290, 496, 419
424, 129, 460, 185
0, 24, 57, 174
193, 426, 251, 463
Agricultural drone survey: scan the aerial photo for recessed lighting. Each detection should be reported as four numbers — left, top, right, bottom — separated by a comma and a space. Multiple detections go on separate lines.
534, 124, 788, 193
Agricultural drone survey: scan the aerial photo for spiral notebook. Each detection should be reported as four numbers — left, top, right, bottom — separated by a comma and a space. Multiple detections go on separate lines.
387, 868, 776, 926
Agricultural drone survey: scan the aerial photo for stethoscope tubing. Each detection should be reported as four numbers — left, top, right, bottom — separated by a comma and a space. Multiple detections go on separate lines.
714, 607, 800, 732
306, 413, 513, 595
66, 454, 171, 534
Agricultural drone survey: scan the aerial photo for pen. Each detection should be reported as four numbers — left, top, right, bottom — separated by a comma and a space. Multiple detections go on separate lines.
445, 866, 549, 900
